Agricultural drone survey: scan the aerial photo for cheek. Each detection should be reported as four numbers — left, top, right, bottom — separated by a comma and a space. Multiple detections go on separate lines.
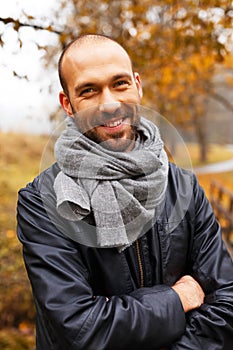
74, 100, 100, 117
74, 116, 89, 133
126, 89, 142, 103
73, 108, 99, 133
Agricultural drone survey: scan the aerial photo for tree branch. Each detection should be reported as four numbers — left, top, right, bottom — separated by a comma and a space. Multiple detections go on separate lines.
210, 91, 233, 113
0, 17, 62, 35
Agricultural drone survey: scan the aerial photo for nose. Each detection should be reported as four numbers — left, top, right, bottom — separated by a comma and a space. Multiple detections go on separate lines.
99, 88, 121, 114
99, 102, 121, 115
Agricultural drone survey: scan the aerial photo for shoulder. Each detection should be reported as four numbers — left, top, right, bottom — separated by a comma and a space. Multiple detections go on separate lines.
17, 163, 61, 216
18, 162, 60, 197
17, 163, 66, 240
164, 162, 204, 221
168, 162, 205, 200
167, 162, 197, 191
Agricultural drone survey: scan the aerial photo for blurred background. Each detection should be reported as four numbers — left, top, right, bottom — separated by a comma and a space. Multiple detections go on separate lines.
0, 1, 233, 348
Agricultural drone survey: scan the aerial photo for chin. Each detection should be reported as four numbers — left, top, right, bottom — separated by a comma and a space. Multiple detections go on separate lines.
101, 138, 135, 152
85, 127, 136, 152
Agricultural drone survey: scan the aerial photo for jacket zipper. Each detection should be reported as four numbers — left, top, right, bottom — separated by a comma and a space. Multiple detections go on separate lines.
135, 240, 144, 288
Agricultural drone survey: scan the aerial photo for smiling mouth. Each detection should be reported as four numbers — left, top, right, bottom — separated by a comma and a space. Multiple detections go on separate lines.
103, 119, 123, 128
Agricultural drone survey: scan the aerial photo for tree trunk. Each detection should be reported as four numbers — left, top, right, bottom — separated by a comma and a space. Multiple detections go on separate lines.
193, 115, 208, 163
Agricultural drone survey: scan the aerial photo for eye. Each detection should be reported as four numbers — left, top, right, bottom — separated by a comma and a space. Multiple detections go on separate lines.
114, 80, 129, 88
80, 87, 96, 97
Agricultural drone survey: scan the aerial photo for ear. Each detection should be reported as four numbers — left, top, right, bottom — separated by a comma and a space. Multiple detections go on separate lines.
134, 72, 143, 99
59, 91, 73, 117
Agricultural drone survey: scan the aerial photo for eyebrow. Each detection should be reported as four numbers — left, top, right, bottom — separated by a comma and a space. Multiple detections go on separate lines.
112, 73, 133, 81
74, 82, 95, 96
74, 73, 133, 96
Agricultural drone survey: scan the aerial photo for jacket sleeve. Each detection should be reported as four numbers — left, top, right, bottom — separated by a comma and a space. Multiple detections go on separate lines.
17, 180, 185, 350
170, 175, 233, 350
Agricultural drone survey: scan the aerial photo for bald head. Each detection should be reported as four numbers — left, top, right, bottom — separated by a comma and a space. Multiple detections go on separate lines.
58, 34, 133, 97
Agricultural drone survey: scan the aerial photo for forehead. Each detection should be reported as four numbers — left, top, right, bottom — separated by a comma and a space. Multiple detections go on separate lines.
62, 41, 133, 84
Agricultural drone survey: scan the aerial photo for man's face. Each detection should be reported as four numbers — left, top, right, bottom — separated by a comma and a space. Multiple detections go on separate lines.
59, 41, 143, 152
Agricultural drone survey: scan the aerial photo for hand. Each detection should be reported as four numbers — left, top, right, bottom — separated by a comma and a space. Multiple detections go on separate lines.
172, 275, 205, 313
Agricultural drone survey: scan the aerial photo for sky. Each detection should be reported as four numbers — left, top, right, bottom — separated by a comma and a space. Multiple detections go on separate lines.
0, 0, 64, 134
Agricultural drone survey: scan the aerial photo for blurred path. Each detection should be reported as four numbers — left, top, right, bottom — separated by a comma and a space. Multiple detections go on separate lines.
194, 158, 233, 175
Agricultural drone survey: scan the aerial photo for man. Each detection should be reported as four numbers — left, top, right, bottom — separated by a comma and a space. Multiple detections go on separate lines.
17, 34, 233, 349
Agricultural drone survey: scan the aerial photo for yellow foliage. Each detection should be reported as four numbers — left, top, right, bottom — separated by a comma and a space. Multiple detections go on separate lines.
169, 85, 185, 99
6, 230, 15, 239
188, 53, 214, 72
225, 76, 233, 86
161, 66, 174, 85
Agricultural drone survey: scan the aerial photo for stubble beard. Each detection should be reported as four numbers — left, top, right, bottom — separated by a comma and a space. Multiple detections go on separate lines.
71, 103, 140, 152
84, 124, 138, 152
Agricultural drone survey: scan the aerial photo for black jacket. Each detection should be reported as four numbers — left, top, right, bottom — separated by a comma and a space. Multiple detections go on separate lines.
17, 162, 233, 349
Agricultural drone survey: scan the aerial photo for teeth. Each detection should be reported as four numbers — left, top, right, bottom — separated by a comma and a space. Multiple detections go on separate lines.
104, 119, 122, 127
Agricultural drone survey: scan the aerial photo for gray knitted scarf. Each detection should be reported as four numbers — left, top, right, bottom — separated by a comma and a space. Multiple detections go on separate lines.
54, 116, 168, 251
